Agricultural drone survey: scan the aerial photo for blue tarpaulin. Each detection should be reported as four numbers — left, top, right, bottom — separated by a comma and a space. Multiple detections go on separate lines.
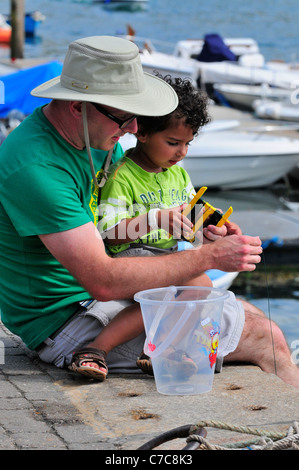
0, 61, 63, 117
197, 33, 237, 63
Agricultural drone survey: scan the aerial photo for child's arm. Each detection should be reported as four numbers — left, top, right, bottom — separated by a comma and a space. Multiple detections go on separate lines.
103, 205, 194, 246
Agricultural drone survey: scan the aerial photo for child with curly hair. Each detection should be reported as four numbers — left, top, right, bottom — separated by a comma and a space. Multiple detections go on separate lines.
99, 75, 212, 258
71, 76, 220, 380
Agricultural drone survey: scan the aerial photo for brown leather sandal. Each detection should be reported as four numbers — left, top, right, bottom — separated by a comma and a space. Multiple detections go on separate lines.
136, 348, 198, 378
69, 347, 108, 381
136, 351, 153, 376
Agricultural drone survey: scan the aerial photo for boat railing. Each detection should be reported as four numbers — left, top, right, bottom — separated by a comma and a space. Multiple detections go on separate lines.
245, 122, 299, 139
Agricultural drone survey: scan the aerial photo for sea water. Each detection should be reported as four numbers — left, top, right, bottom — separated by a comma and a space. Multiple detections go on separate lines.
4, 0, 299, 63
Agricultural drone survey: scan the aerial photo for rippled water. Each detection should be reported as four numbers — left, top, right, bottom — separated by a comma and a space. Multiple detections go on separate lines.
2, 0, 299, 62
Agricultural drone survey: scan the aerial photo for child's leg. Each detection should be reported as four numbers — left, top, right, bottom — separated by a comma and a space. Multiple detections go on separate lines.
72, 274, 211, 377
79, 303, 144, 373
87, 303, 144, 353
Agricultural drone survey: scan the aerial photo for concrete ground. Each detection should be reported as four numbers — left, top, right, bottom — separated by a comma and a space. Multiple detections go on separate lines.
1, 320, 299, 451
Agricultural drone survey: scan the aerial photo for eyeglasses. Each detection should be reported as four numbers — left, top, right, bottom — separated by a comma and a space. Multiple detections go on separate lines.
91, 103, 137, 129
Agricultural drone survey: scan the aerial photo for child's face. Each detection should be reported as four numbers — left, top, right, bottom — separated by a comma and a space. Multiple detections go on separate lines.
139, 120, 194, 171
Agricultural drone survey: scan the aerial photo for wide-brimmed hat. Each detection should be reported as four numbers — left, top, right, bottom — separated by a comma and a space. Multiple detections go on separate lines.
31, 35, 178, 116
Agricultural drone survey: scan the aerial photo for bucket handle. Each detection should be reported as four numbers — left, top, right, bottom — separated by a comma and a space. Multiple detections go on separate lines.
144, 301, 196, 359
144, 285, 177, 345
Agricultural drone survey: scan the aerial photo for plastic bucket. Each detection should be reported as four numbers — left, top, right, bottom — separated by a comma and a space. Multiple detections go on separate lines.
134, 286, 230, 395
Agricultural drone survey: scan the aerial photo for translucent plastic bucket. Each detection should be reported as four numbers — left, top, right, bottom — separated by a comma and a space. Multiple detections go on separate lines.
134, 286, 230, 395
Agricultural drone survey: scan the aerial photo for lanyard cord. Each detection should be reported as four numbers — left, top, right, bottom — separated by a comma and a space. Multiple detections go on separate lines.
82, 101, 113, 190
82, 102, 98, 190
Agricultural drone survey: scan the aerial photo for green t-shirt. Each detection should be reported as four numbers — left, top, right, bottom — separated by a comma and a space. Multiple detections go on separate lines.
0, 106, 123, 349
98, 153, 195, 254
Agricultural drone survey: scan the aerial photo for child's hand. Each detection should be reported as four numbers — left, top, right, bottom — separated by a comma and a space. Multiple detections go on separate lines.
203, 224, 227, 242
203, 220, 242, 243
157, 204, 193, 239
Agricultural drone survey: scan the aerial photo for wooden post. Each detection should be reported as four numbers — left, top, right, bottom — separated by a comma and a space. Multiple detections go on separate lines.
10, 0, 25, 60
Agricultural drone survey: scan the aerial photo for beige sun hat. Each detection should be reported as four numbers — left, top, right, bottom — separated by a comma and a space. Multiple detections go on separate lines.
31, 35, 178, 116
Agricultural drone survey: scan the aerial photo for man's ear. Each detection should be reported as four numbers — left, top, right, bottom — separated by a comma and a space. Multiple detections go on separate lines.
69, 101, 82, 117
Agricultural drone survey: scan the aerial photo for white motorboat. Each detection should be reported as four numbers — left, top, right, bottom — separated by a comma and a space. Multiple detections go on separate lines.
124, 33, 264, 85
253, 97, 299, 122
213, 83, 293, 111
119, 126, 299, 189
173, 37, 261, 60
140, 46, 299, 91
128, 33, 299, 94
179, 130, 299, 189
138, 36, 269, 87
95, 0, 148, 11
192, 60, 299, 91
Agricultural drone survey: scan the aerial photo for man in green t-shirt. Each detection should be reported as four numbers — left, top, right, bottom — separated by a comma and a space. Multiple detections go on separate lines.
0, 36, 297, 389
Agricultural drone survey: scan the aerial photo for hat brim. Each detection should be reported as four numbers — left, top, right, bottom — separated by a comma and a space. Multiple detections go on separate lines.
31, 72, 178, 116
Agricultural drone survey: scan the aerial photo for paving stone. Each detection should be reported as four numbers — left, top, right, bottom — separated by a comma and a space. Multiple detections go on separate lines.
12, 432, 67, 450
1, 314, 299, 451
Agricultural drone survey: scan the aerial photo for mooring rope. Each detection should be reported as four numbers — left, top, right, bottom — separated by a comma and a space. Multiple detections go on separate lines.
137, 420, 299, 450
186, 420, 299, 450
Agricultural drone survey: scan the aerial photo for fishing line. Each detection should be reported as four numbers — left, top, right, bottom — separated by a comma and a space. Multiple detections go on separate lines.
261, 250, 277, 376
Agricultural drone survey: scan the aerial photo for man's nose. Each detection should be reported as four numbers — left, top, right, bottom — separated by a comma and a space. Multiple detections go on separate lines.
124, 118, 138, 133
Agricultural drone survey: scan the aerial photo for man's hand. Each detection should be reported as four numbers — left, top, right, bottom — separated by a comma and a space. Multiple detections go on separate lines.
204, 233, 262, 272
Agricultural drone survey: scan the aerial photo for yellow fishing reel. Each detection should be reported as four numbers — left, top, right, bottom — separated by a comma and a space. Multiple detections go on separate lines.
182, 186, 233, 242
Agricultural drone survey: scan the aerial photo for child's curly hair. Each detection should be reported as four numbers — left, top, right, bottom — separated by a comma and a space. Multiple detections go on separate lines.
137, 75, 211, 136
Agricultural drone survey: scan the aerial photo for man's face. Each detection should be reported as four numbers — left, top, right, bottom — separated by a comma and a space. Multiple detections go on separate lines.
86, 103, 138, 151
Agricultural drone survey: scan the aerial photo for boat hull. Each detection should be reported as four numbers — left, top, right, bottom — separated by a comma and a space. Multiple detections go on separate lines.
253, 99, 299, 122
214, 84, 292, 111
139, 49, 299, 91
178, 152, 299, 189
95, 0, 148, 11
119, 131, 299, 189
180, 131, 299, 189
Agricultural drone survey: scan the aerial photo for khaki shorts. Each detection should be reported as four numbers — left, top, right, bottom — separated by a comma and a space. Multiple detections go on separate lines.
36, 291, 244, 373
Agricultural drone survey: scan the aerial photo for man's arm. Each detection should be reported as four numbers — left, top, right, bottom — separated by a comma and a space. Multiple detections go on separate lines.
39, 221, 262, 302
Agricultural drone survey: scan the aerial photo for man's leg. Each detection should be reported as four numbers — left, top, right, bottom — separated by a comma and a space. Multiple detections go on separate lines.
224, 299, 299, 389
36, 300, 146, 372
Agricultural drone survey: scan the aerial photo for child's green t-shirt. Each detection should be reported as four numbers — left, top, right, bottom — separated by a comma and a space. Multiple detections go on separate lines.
99, 154, 195, 254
